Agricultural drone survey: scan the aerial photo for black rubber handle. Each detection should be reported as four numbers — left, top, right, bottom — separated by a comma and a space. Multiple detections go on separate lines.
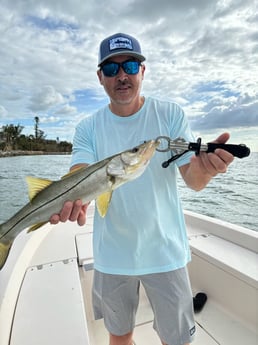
207, 143, 250, 158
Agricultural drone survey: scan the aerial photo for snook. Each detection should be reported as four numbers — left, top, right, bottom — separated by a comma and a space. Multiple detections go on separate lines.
0, 140, 159, 269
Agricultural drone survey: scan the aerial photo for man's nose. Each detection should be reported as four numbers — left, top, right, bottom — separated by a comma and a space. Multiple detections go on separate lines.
116, 66, 128, 80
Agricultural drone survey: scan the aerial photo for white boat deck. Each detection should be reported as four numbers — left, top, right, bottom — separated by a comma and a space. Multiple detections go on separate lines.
0, 205, 257, 345
81, 268, 219, 345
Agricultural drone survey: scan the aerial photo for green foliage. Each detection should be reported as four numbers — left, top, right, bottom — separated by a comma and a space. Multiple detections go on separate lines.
0, 123, 72, 153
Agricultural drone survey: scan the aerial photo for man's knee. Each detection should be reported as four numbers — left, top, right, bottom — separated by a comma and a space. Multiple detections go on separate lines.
109, 331, 133, 345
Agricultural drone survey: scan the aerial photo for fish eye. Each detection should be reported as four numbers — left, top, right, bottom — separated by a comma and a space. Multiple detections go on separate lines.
131, 147, 139, 153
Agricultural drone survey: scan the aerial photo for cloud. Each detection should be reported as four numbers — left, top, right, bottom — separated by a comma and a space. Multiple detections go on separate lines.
29, 85, 64, 112
190, 100, 258, 130
54, 104, 77, 115
0, 106, 8, 119
40, 115, 61, 124
0, 0, 257, 150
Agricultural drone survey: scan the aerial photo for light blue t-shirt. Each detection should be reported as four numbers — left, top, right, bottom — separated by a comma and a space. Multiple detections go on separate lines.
71, 96, 195, 275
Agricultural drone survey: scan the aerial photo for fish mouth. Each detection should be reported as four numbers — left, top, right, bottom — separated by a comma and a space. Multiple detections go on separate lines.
129, 140, 159, 169
141, 140, 160, 160
115, 139, 159, 176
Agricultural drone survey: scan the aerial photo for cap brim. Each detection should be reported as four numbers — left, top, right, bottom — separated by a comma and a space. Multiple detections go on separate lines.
98, 51, 145, 66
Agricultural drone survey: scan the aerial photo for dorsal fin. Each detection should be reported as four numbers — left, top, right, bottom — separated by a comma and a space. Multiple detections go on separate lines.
26, 176, 53, 201
61, 166, 85, 179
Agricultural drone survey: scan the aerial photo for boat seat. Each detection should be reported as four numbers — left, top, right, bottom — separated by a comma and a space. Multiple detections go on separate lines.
188, 233, 258, 289
9, 259, 90, 345
76, 226, 258, 288
188, 234, 258, 336
76, 232, 94, 270
184, 210, 258, 289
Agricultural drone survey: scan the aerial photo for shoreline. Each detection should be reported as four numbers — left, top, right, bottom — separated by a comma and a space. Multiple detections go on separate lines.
0, 150, 71, 158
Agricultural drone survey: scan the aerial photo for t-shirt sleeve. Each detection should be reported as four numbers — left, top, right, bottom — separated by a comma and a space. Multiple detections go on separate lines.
70, 117, 96, 168
169, 103, 195, 167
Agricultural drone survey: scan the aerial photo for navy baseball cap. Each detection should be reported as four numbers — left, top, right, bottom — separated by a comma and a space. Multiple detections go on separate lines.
98, 33, 146, 66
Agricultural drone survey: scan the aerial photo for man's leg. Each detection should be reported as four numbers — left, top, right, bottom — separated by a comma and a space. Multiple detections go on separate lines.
141, 268, 195, 345
92, 271, 140, 344
109, 331, 134, 345
162, 343, 189, 345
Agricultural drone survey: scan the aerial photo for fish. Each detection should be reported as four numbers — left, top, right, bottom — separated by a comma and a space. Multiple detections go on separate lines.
0, 139, 159, 269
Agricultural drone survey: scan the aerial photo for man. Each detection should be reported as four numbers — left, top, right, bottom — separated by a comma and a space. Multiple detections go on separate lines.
51, 33, 234, 345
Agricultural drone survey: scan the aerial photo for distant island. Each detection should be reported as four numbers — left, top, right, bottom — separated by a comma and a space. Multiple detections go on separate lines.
0, 119, 72, 158
0, 150, 71, 158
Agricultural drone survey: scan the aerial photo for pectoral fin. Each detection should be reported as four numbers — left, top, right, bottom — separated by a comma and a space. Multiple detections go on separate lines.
96, 191, 113, 217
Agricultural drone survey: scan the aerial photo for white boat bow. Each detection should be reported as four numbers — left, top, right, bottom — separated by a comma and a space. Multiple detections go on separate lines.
0, 205, 257, 345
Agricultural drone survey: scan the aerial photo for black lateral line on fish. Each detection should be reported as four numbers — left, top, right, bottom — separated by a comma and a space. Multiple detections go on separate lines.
0, 161, 111, 239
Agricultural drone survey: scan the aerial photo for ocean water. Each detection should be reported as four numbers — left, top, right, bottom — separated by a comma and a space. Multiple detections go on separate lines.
0, 153, 257, 231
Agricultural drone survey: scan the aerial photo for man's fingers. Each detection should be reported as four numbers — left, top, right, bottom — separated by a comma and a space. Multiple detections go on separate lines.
49, 200, 88, 226
207, 152, 227, 173
214, 148, 234, 166
69, 199, 83, 222
77, 210, 86, 226
49, 214, 60, 225
213, 132, 230, 144
59, 201, 74, 222
196, 152, 221, 176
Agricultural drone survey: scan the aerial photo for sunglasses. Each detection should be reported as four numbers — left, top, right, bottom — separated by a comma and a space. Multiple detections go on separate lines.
101, 60, 141, 77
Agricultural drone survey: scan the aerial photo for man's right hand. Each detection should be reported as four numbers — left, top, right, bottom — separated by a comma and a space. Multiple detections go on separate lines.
50, 200, 89, 226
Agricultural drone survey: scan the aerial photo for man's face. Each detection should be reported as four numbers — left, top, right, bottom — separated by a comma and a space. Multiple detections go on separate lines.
97, 55, 145, 108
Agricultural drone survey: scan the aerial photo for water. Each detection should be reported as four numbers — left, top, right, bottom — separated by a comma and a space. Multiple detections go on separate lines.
178, 152, 258, 231
0, 155, 71, 224
0, 153, 257, 231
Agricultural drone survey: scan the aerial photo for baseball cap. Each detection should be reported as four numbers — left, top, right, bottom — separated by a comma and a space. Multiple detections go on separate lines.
98, 33, 146, 66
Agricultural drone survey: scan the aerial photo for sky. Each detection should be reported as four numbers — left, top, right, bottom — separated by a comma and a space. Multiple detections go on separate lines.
0, 0, 257, 151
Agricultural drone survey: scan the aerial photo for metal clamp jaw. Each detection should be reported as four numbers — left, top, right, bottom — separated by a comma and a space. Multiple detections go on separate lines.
156, 136, 192, 154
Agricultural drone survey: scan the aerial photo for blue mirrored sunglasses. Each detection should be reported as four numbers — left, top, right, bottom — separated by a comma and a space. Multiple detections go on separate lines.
101, 60, 141, 77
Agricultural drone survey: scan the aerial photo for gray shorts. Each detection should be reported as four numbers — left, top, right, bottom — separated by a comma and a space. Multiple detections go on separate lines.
92, 267, 195, 345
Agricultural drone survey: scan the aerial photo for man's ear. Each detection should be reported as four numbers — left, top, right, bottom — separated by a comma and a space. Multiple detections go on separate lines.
97, 69, 103, 85
141, 64, 145, 80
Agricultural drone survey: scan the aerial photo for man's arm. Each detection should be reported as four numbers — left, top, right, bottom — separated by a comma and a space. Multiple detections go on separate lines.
50, 163, 89, 226
179, 133, 234, 191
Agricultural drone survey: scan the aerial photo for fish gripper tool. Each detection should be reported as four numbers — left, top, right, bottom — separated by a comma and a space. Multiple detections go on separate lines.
155, 136, 251, 168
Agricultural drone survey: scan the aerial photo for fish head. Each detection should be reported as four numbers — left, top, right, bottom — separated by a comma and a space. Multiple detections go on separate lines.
107, 139, 159, 183
97, 139, 159, 217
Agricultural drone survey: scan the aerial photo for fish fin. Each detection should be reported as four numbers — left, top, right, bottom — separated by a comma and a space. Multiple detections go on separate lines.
26, 176, 53, 201
96, 191, 113, 217
61, 166, 85, 179
27, 221, 48, 233
0, 242, 12, 270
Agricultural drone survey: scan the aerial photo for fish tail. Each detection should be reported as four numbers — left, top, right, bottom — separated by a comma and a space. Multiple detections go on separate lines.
0, 242, 11, 270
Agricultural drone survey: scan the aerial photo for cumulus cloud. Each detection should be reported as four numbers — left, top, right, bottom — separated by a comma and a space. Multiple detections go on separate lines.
40, 115, 61, 124
54, 104, 77, 115
0, 0, 257, 149
29, 85, 64, 112
190, 100, 258, 130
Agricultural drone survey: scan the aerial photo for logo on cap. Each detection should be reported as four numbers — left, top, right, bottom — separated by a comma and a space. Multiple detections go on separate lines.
109, 36, 133, 51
